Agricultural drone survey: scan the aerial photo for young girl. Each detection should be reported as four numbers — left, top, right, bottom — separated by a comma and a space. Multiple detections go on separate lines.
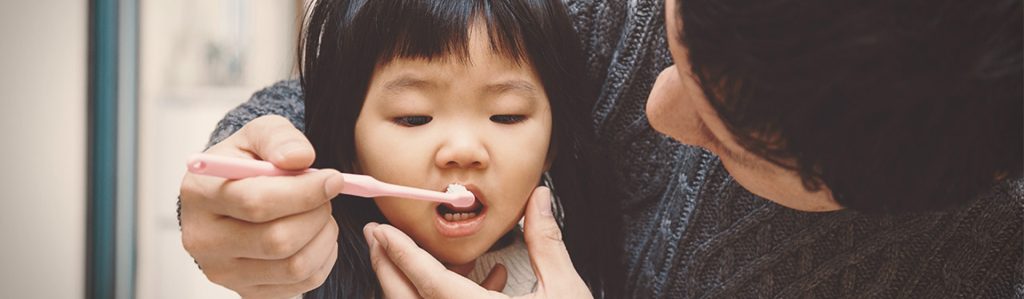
298, 0, 620, 297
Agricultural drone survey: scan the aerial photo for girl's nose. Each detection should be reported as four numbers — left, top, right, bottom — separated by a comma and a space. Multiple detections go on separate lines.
435, 132, 489, 169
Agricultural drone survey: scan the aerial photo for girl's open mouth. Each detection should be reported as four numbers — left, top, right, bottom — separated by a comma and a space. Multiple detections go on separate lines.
437, 199, 484, 221
434, 185, 487, 237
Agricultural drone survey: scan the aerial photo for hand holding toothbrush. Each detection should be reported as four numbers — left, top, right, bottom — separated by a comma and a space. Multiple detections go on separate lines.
179, 115, 344, 299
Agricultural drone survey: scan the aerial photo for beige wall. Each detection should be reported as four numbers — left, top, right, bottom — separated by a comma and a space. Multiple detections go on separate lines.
0, 1, 87, 298
137, 0, 298, 298
0, 1, 299, 297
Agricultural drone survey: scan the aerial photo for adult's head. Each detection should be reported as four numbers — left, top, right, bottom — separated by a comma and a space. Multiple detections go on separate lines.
648, 0, 1022, 213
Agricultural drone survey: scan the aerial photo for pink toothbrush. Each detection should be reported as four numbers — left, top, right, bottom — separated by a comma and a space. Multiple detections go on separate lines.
186, 153, 476, 207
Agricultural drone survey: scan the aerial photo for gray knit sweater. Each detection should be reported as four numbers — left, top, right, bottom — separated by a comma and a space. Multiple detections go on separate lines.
207, 1, 1023, 297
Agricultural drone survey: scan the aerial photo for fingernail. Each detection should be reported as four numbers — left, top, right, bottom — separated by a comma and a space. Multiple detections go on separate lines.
538, 187, 553, 217
363, 223, 378, 247
372, 228, 389, 248
324, 173, 345, 199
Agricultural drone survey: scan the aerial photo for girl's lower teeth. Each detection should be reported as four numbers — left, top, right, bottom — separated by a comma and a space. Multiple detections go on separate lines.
443, 212, 477, 221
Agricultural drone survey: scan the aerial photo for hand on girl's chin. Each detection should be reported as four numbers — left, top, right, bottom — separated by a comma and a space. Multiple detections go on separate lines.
364, 187, 592, 298
364, 222, 510, 294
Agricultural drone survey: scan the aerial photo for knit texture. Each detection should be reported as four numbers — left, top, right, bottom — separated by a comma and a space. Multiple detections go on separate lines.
206, 1, 1024, 297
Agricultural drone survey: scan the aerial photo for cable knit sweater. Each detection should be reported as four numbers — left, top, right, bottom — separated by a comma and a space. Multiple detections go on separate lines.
206, 1, 1023, 297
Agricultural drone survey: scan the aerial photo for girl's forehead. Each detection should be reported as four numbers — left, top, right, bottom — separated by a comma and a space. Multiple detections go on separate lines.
376, 29, 538, 81
376, 19, 531, 69
368, 46, 547, 107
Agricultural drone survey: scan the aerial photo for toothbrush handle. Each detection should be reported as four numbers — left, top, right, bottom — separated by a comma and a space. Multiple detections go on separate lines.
186, 153, 314, 179
336, 173, 382, 198
185, 153, 461, 203
186, 153, 386, 197
363, 181, 461, 204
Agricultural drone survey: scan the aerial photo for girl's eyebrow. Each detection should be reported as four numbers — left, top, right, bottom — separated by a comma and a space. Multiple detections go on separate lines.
383, 75, 438, 94
483, 79, 540, 99
381, 75, 540, 101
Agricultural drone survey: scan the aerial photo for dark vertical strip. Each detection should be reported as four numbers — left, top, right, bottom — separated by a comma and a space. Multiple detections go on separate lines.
88, 0, 117, 298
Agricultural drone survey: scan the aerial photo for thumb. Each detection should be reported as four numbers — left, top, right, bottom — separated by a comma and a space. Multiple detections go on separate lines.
235, 115, 314, 170
521, 187, 583, 289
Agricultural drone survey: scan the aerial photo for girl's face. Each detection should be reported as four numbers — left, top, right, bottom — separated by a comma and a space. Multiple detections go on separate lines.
354, 26, 552, 267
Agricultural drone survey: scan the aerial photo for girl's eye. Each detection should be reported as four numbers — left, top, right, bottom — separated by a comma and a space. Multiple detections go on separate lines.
490, 115, 526, 124
393, 116, 433, 127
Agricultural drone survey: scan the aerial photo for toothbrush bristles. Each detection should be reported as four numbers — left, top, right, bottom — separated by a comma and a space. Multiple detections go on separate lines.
446, 183, 468, 194
445, 183, 474, 207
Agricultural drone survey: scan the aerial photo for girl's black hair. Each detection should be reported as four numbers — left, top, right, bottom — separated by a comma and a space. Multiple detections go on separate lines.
299, 0, 622, 298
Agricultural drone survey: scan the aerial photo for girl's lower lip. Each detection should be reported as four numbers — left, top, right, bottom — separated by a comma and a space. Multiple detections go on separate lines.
434, 210, 486, 238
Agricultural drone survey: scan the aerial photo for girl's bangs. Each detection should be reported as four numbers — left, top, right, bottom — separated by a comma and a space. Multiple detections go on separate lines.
354, 0, 531, 66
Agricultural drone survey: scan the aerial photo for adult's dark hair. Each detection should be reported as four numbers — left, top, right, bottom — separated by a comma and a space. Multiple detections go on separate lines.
675, 0, 1023, 213
299, 0, 622, 298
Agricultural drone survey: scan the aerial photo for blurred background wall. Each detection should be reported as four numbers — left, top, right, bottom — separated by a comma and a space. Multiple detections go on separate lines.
137, 0, 299, 298
0, 0, 302, 298
0, 1, 87, 298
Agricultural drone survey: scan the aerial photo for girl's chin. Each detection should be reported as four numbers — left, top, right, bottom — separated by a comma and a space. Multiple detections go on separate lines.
427, 239, 491, 267
442, 260, 478, 276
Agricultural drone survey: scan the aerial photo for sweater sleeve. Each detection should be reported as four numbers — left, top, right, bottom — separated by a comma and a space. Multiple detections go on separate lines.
205, 79, 306, 148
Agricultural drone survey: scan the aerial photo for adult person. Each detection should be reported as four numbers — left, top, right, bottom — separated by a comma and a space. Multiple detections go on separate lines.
179, 0, 1022, 298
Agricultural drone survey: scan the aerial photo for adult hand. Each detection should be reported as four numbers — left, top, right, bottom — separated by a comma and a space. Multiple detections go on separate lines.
179, 115, 345, 299
363, 187, 593, 299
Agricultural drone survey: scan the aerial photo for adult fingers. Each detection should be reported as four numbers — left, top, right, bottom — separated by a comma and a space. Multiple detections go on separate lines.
201, 214, 339, 288
184, 201, 333, 261
366, 223, 506, 297
364, 223, 421, 299
220, 114, 316, 170
188, 168, 344, 223
184, 115, 343, 223
237, 242, 339, 299
520, 187, 589, 297
480, 263, 508, 292
370, 224, 505, 299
